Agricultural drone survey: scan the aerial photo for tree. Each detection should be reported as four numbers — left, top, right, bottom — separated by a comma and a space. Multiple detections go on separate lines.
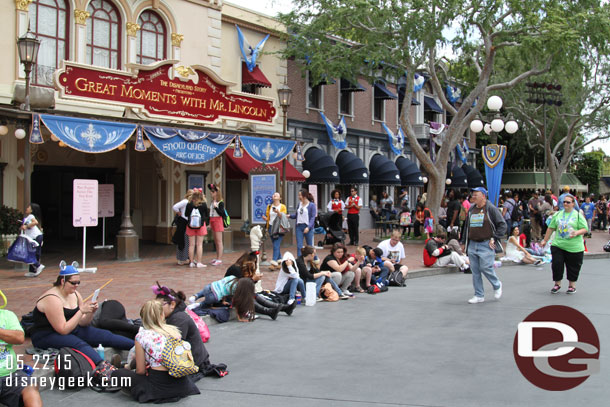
280, 0, 610, 219
573, 150, 606, 196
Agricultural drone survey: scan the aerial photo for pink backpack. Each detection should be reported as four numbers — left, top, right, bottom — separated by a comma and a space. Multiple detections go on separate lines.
186, 308, 210, 343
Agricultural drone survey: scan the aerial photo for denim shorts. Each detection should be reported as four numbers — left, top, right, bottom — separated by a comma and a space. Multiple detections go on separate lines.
0, 371, 34, 407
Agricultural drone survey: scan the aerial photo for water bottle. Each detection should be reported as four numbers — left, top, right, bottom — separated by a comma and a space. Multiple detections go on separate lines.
568, 226, 575, 237
295, 293, 302, 305
22, 365, 34, 376
96, 344, 105, 360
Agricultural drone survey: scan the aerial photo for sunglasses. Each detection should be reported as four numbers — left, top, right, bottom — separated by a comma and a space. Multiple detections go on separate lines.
67, 280, 81, 286
564, 200, 574, 204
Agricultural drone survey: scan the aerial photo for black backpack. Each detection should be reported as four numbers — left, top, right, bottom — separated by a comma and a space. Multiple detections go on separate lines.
604, 240, 610, 252
388, 270, 406, 287
54, 347, 96, 387
510, 201, 523, 223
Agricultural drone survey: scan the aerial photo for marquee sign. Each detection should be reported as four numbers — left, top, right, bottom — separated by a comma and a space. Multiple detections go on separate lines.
55, 60, 277, 125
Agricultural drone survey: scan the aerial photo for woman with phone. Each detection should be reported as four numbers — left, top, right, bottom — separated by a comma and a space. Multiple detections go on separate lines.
262, 192, 287, 270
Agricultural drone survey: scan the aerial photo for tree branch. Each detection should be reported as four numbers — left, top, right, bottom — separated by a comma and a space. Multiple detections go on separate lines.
487, 57, 552, 91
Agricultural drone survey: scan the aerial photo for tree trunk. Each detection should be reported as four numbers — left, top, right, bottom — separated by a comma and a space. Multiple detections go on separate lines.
545, 134, 561, 196
425, 168, 446, 229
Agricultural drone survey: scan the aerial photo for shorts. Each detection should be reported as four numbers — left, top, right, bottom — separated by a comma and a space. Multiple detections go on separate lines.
0, 371, 34, 407
186, 223, 207, 237
210, 216, 224, 232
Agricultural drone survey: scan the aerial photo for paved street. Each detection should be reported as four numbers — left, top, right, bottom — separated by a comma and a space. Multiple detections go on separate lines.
38, 257, 610, 407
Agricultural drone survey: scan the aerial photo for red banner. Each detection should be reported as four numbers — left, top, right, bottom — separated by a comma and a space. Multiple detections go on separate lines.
55, 61, 277, 125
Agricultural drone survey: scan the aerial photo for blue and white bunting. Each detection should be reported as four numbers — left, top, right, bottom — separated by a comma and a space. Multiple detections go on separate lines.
135, 125, 146, 151
233, 136, 243, 158
295, 141, 304, 161
319, 112, 347, 150
446, 84, 461, 104
413, 73, 425, 93
30, 114, 43, 144
40, 114, 136, 153
239, 135, 295, 165
236, 25, 270, 73
381, 123, 404, 155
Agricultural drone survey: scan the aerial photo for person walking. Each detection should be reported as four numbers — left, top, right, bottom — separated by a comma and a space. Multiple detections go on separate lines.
345, 187, 362, 245
460, 187, 507, 304
541, 194, 588, 294
172, 190, 193, 266
262, 192, 287, 270
596, 196, 608, 231
22, 203, 44, 277
581, 196, 595, 238
290, 189, 317, 257
208, 183, 227, 266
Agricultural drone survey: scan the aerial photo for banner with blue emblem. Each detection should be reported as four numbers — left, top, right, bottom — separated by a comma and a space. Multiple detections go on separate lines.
40, 114, 136, 153
143, 126, 234, 165
381, 123, 404, 155
239, 135, 295, 165
482, 144, 507, 207
319, 112, 347, 150
30, 114, 43, 144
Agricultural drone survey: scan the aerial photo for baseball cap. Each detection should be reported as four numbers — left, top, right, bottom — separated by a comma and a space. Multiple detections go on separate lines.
471, 187, 487, 195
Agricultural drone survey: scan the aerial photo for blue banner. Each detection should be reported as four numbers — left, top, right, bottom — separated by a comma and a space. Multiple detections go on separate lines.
446, 84, 461, 104
236, 25, 269, 72
239, 135, 295, 165
483, 145, 507, 207
251, 173, 276, 224
143, 126, 234, 165
319, 112, 347, 150
30, 114, 43, 144
40, 114, 136, 153
381, 123, 404, 155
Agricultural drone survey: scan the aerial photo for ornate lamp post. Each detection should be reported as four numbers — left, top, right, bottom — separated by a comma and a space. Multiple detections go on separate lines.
277, 83, 293, 201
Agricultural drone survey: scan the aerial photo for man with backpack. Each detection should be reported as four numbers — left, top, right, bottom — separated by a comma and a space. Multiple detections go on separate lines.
502, 191, 522, 236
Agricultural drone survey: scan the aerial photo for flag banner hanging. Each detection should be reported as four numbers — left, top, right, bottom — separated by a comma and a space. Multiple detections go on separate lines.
233, 136, 243, 158
413, 73, 425, 93
135, 126, 146, 151
40, 114, 136, 153
295, 141, 304, 161
143, 126, 234, 165
381, 123, 404, 155
319, 112, 347, 149
483, 144, 507, 207
446, 84, 462, 104
456, 144, 467, 164
236, 25, 269, 72
239, 135, 296, 164
30, 114, 43, 144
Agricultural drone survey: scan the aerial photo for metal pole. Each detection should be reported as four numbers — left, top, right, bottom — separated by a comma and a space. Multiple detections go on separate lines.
24, 63, 32, 207
543, 103, 547, 191
118, 143, 136, 236
282, 107, 288, 200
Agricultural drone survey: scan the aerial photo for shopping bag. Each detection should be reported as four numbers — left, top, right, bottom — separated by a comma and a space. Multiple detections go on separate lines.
7, 234, 39, 264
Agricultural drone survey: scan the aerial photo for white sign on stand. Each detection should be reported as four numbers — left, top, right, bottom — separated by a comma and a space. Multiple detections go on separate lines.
73, 179, 98, 273
94, 184, 114, 250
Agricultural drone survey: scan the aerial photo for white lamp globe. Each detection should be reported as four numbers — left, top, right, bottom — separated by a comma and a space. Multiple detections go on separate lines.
14, 128, 26, 139
505, 120, 519, 134
484, 123, 492, 135
487, 95, 503, 111
422, 176, 428, 184
0, 125, 8, 136
445, 178, 452, 185
302, 170, 310, 178
470, 119, 484, 133
491, 118, 505, 133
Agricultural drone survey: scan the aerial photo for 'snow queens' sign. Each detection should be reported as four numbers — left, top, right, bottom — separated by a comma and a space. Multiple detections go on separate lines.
55, 60, 277, 125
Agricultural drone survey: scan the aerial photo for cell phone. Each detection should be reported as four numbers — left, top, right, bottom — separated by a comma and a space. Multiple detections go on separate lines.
91, 289, 100, 303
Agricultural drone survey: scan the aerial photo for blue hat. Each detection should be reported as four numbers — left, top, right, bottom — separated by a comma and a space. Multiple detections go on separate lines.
59, 261, 79, 276
471, 187, 488, 195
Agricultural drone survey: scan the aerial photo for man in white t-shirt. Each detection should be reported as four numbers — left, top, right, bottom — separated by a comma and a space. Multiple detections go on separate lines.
376, 230, 408, 279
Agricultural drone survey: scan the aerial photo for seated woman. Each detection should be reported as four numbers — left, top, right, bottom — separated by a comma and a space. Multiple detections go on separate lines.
505, 226, 542, 265
273, 252, 306, 305
320, 243, 360, 297
350, 247, 369, 292
296, 246, 345, 300
30, 263, 134, 371
153, 284, 227, 378
413, 203, 425, 237
111, 300, 200, 403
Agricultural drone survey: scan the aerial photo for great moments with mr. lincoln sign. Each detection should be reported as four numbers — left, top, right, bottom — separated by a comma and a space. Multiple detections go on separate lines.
55, 60, 277, 125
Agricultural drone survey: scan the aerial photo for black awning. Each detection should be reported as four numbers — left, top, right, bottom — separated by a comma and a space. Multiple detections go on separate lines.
398, 86, 420, 105
303, 148, 340, 184
395, 156, 423, 186
369, 154, 401, 186
336, 150, 369, 185
341, 78, 366, 92
447, 164, 468, 189
374, 82, 397, 100
424, 96, 443, 113
461, 164, 486, 188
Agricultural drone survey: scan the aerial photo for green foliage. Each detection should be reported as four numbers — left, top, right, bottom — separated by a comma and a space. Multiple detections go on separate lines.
0, 206, 23, 235
573, 150, 605, 195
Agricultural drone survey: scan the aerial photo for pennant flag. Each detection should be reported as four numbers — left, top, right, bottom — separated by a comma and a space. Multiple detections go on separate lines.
135, 125, 146, 151
239, 135, 295, 164
233, 136, 243, 158
413, 73, 425, 93
236, 25, 270, 72
381, 123, 404, 155
319, 112, 347, 149
446, 84, 461, 104
482, 144, 507, 206
30, 114, 43, 144
295, 141, 304, 161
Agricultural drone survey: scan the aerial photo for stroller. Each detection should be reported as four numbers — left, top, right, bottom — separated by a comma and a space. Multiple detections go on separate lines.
316, 212, 346, 247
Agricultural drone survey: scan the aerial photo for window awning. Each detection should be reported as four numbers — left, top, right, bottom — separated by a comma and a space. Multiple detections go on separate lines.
303, 147, 340, 184
397, 86, 420, 105
242, 62, 272, 88
374, 83, 397, 100
447, 164, 468, 189
424, 96, 443, 113
395, 156, 423, 186
461, 164, 485, 189
369, 154, 401, 186
336, 150, 369, 185
225, 148, 305, 181
341, 78, 366, 92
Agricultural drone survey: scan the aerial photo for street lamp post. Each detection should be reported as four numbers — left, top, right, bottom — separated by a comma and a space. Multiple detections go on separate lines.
277, 83, 293, 201
17, 28, 41, 208
525, 82, 562, 190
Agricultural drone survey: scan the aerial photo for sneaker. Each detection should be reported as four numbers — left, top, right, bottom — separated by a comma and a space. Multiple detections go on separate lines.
494, 283, 502, 299
24, 271, 37, 278
35, 264, 45, 276
313, 245, 324, 250
189, 262, 196, 268
462, 267, 472, 274
188, 296, 197, 304
196, 262, 207, 268
211, 259, 223, 266
339, 294, 350, 300
566, 287, 576, 294
316, 297, 324, 302
533, 259, 543, 266
287, 298, 295, 305
468, 296, 484, 304
343, 289, 354, 297
270, 260, 278, 267
550, 285, 561, 294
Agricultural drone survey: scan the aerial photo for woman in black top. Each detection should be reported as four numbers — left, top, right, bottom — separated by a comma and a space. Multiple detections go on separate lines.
296, 246, 344, 298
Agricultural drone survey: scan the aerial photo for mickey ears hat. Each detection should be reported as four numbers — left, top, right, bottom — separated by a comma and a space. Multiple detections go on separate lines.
59, 260, 79, 276
471, 187, 488, 195
207, 183, 218, 192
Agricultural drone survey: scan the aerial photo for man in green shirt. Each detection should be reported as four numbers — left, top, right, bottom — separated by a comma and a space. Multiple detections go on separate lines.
0, 309, 41, 407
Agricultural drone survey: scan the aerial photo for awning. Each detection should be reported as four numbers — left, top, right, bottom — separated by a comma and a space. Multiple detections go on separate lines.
461, 164, 485, 188
336, 150, 369, 185
369, 154, 401, 186
447, 164, 468, 189
341, 78, 366, 92
303, 148, 340, 184
242, 62, 272, 88
374, 83, 397, 100
424, 96, 443, 113
225, 148, 305, 181
395, 156, 423, 186
397, 86, 420, 105
501, 172, 587, 192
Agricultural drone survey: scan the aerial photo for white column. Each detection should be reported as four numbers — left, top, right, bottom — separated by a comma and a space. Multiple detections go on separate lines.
126, 22, 140, 64
74, 10, 90, 63
171, 33, 183, 61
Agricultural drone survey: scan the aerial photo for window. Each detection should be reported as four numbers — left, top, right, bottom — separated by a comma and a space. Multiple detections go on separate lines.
307, 71, 323, 110
242, 83, 259, 95
29, 0, 69, 87
373, 98, 385, 121
136, 10, 166, 65
86, 0, 121, 69
339, 79, 353, 115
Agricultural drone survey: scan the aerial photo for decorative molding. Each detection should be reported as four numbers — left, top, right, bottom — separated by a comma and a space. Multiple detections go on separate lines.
153, 152, 167, 180
15, 0, 32, 11
74, 9, 90, 25
171, 33, 184, 47
126, 22, 141, 37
